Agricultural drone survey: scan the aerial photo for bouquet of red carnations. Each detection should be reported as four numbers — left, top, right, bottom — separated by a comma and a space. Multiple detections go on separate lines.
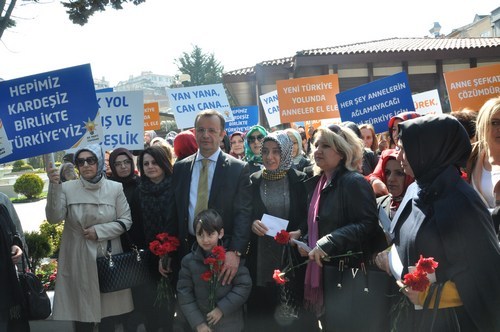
200, 245, 226, 310
149, 232, 180, 308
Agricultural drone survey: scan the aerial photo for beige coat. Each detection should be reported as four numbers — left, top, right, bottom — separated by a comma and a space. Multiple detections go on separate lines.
45, 177, 133, 322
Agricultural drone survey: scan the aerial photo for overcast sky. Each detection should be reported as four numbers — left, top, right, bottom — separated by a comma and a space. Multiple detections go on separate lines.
1, 0, 498, 86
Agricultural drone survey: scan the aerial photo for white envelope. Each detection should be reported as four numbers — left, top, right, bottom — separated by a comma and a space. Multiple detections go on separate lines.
261, 214, 289, 237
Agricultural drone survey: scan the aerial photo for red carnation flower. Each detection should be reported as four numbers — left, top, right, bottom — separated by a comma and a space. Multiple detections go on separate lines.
156, 232, 170, 242
403, 270, 430, 292
274, 230, 290, 245
416, 255, 439, 274
212, 246, 226, 261
201, 270, 212, 282
273, 269, 287, 285
204, 257, 218, 266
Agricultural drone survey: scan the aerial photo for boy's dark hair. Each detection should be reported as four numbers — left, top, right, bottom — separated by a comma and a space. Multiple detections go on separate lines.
193, 209, 224, 236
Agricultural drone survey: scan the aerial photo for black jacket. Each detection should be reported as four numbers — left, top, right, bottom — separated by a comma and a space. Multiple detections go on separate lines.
304, 167, 386, 261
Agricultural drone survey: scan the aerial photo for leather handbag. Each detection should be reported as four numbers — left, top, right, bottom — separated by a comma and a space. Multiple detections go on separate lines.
18, 252, 52, 320
96, 221, 153, 293
323, 261, 395, 332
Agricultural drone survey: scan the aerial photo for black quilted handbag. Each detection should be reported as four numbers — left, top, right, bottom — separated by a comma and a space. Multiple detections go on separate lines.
96, 221, 153, 293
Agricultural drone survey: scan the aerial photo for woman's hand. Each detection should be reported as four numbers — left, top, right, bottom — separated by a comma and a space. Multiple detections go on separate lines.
288, 230, 301, 243
308, 246, 327, 267
158, 256, 172, 277
371, 179, 389, 197
251, 220, 268, 237
196, 323, 212, 332
47, 164, 60, 184
375, 251, 391, 275
397, 280, 421, 305
10, 245, 22, 264
83, 226, 98, 241
206, 307, 223, 326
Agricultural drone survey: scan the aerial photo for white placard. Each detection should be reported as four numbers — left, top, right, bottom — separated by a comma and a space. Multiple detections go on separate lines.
412, 89, 443, 116
261, 213, 289, 237
259, 90, 281, 127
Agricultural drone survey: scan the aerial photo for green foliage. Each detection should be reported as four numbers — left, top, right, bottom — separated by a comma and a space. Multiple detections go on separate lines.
13, 173, 44, 199
24, 231, 52, 271
161, 120, 178, 133
174, 45, 223, 87
11, 160, 26, 172
19, 164, 34, 171
28, 156, 44, 169
39, 221, 64, 258
62, 0, 146, 25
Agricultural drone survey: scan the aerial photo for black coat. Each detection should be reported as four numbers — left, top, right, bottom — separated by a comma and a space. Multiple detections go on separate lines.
304, 167, 386, 260
168, 151, 253, 256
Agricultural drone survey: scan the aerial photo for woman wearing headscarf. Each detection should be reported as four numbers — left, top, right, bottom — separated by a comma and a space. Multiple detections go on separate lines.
376, 149, 414, 241
173, 130, 198, 161
229, 131, 245, 160
246, 131, 316, 331
129, 145, 176, 331
285, 128, 311, 172
45, 144, 133, 332
108, 148, 140, 204
244, 125, 268, 174
367, 112, 421, 196
377, 114, 500, 331
300, 125, 387, 332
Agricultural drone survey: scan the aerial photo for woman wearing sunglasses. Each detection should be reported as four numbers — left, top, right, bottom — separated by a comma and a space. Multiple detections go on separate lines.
244, 125, 268, 174
45, 144, 133, 332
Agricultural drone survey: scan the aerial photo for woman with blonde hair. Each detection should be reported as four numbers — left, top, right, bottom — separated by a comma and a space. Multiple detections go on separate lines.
359, 123, 378, 153
468, 96, 500, 237
300, 124, 387, 331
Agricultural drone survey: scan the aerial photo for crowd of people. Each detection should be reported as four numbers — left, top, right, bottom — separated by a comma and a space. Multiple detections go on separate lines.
2, 97, 500, 332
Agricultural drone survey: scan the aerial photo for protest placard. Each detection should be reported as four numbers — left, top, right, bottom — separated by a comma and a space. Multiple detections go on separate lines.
166, 83, 233, 129
444, 64, 500, 112
144, 102, 161, 131
99, 91, 144, 150
0, 64, 99, 163
276, 74, 340, 124
259, 90, 281, 127
225, 106, 258, 136
337, 72, 414, 133
412, 89, 443, 115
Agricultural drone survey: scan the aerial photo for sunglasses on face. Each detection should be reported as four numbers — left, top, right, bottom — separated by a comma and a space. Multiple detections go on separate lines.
75, 157, 98, 167
247, 135, 264, 143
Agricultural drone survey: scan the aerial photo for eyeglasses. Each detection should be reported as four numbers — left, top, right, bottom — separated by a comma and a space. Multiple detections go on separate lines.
247, 135, 264, 143
75, 157, 97, 167
114, 159, 132, 168
196, 127, 219, 135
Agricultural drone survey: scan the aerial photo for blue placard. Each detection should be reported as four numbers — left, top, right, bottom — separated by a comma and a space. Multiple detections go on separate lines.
225, 106, 259, 136
0, 64, 98, 163
336, 72, 415, 133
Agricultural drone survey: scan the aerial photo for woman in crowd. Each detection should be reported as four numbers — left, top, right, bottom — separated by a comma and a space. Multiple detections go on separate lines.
375, 149, 414, 242
244, 125, 268, 174
229, 131, 245, 160
367, 112, 420, 196
341, 121, 378, 176
0, 202, 28, 332
45, 144, 133, 332
173, 130, 198, 161
359, 123, 378, 153
246, 131, 316, 331
108, 147, 139, 205
300, 125, 386, 331
129, 145, 176, 331
285, 128, 311, 172
467, 97, 500, 235
144, 130, 157, 148
220, 133, 231, 153
59, 162, 78, 182
377, 114, 500, 331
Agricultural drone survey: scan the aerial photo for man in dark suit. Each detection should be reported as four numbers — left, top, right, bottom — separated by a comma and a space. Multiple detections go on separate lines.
167, 109, 252, 285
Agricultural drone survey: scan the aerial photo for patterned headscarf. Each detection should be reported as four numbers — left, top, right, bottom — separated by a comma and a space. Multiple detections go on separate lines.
244, 125, 268, 163
261, 130, 293, 180
74, 143, 105, 183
